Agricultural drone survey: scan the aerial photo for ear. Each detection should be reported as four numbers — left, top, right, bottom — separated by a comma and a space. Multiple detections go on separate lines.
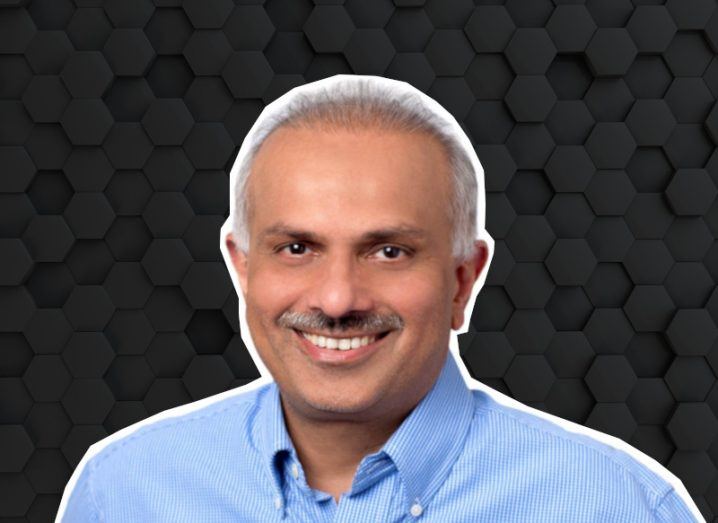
225, 232, 249, 298
451, 240, 490, 330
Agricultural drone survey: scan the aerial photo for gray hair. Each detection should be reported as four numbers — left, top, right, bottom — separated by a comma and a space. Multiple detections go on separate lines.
229, 75, 480, 262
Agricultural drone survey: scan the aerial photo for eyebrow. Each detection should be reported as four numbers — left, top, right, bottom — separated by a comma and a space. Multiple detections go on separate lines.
259, 222, 428, 244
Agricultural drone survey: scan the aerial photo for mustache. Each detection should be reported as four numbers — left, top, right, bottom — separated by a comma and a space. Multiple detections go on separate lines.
277, 310, 404, 334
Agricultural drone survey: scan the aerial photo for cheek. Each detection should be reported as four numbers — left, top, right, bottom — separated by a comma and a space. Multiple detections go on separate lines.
247, 265, 301, 310
244, 269, 299, 341
381, 270, 451, 326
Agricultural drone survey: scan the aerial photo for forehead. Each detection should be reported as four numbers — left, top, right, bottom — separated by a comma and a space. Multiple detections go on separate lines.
250, 124, 453, 197
247, 125, 454, 239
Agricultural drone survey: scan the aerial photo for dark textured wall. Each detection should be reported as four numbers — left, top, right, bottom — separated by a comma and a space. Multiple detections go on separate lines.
0, 0, 717, 520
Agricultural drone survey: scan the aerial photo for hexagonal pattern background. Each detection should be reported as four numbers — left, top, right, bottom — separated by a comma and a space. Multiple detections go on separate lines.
0, 2, 716, 521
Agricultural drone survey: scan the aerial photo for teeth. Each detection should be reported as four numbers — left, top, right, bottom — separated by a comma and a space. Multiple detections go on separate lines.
301, 331, 380, 350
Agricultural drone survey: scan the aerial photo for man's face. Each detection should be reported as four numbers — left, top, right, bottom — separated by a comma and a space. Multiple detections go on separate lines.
227, 125, 487, 422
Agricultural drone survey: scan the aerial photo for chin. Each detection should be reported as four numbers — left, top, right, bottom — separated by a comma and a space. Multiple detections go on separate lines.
302, 389, 380, 416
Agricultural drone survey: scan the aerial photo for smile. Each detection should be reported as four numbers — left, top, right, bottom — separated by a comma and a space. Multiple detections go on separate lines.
296, 330, 390, 351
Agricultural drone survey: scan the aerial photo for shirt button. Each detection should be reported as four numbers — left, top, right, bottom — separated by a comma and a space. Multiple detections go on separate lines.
410, 503, 423, 517
291, 463, 299, 479
274, 495, 282, 510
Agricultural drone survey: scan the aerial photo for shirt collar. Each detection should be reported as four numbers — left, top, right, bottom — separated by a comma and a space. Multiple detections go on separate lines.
379, 351, 475, 509
255, 381, 294, 504
253, 351, 475, 512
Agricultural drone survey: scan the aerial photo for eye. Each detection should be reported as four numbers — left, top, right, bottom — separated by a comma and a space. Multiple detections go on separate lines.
278, 242, 309, 256
375, 245, 409, 260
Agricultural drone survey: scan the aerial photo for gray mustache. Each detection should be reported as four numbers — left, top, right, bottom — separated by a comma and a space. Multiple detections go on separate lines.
277, 310, 404, 334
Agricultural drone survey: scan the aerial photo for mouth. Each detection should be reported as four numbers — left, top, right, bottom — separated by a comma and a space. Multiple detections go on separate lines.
292, 328, 392, 365
295, 329, 391, 350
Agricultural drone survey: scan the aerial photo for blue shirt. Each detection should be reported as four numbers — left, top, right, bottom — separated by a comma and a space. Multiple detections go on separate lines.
60, 352, 700, 522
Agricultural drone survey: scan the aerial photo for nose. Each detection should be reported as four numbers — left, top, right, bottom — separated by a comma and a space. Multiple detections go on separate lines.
307, 250, 372, 319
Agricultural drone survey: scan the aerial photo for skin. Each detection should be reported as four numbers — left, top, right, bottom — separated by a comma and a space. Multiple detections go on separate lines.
226, 124, 489, 503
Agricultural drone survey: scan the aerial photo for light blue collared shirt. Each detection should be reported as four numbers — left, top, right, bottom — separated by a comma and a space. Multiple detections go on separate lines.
60, 352, 699, 522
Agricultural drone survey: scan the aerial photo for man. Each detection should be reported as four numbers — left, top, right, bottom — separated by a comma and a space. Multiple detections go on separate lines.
58, 75, 701, 521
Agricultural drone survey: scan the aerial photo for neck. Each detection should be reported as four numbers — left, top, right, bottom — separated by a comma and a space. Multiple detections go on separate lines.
279, 396, 417, 503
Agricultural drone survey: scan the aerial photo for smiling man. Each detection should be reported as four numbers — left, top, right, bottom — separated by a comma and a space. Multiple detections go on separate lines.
226, 108, 483, 506
59, 76, 701, 522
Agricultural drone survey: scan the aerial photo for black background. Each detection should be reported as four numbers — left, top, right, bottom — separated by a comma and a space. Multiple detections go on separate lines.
0, 0, 717, 520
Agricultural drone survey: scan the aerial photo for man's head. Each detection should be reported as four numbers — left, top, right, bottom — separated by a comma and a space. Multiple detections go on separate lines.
223, 76, 492, 423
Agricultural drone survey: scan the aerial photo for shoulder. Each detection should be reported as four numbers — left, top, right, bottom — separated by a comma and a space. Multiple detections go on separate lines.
461, 389, 681, 513
83, 380, 270, 473
59, 381, 275, 521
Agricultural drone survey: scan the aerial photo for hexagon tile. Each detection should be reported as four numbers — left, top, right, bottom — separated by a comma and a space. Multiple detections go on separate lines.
1, 1, 717, 521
